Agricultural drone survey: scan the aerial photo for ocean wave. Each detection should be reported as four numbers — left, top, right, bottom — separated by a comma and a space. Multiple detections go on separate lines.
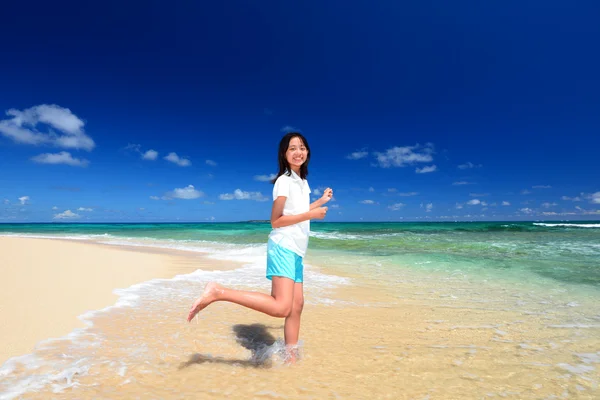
533, 223, 600, 228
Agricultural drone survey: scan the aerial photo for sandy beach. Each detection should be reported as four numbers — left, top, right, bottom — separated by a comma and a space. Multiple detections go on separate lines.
0, 237, 233, 364
1, 236, 599, 399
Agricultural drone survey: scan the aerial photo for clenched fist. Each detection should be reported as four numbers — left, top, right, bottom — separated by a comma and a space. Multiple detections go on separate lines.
310, 206, 328, 220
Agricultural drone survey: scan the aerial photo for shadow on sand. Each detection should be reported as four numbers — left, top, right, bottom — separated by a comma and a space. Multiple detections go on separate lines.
179, 323, 279, 370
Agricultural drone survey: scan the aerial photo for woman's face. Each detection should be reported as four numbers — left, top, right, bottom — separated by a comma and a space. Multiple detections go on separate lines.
286, 136, 308, 171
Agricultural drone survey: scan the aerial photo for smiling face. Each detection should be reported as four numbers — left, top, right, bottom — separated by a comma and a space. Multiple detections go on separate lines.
285, 136, 308, 173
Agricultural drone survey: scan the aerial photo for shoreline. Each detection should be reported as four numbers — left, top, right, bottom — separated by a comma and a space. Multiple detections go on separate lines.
0, 237, 240, 365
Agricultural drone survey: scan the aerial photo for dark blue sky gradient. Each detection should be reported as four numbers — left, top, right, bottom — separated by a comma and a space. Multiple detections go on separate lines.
1, 1, 599, 221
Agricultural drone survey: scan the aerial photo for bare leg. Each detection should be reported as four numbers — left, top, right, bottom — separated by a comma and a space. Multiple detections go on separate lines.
284, 282, 304, 363
187, 277, 295, 322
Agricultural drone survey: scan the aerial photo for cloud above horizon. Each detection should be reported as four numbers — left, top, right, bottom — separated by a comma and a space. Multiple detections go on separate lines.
346, 149, 368, 160
168, 185, 203, 199
254, 173, 277, 182
458, 162, 482, 169
0, 104, 95, 151
415, 165, 437, 174
164, 152, 191, 167
53, 209, 81, 220
388, 202, 405, 211
373, 143, 434, 168
31, 151, 90, 167
219, 189, 269, 201
143, 150, 158, 160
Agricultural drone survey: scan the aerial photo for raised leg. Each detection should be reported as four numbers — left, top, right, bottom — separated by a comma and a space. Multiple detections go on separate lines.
187, 277, 295, 322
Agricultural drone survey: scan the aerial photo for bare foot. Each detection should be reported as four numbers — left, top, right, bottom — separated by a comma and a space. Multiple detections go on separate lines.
187, 282, 221, 322
284, 346, 299, 365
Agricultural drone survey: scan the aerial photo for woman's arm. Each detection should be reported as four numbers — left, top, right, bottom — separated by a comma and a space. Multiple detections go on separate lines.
271, 196, 327, 228
310, 187, 333, 210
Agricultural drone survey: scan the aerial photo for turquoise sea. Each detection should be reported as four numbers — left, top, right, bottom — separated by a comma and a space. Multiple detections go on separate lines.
1, 221, 599, 287
1, 221, 599, 398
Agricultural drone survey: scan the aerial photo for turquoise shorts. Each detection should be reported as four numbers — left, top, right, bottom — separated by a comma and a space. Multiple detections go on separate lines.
266, 239, 304, 283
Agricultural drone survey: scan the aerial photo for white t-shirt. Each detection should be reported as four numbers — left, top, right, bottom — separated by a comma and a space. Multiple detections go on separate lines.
268, 170, 311, 257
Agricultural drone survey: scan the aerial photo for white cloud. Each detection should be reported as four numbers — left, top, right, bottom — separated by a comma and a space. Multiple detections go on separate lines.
126, 144, 158, 161
360, 200, 375, 204
467, 199, 481, 205
373, 143, 434, 168
52, 206, 58, 210
541, 202, 557, 208
458, 162, 482, 170
164, 152, 191, 167
519, 208, 533, 214
368, 187, 375, 192
31, 151, 89, 167
415, 165, 437, 174
77, 207, 93, 212
281, 126, 300, 133
452, 181, 473, 186
502, 201, 511, 206
254, 173, 277, 182
169, 185, 203, 199
562, 195, 582, 202
421, 203, 433, 212
3, 199, 9, 205
455, 203, 464, 209
150, 196, 160, 200
219, 189, 268, 201
346, 150, 368, 160
469, 193, 489, 197
18, 196, 30, 205
142, 150, 158, 160
206, 159, 217, 166
0, 104, 94, 151
329, 204, 339, 208
590, 192, 600, 204
521, 189, 532, 195
398, 192, 419, 197
313, 188, 322, 196
53, 210, 81, 220
388, 203, 405, 211
532, 185, 551, 189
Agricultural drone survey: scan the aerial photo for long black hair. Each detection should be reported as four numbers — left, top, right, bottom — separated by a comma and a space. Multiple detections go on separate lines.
271, 132, 311, 184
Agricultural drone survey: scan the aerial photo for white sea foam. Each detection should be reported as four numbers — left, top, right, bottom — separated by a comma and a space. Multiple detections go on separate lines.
533, 223, 600, 228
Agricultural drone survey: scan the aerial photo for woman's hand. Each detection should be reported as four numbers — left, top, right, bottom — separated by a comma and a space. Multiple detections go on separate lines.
310, 206, 328, 220
320, 188, 333, 204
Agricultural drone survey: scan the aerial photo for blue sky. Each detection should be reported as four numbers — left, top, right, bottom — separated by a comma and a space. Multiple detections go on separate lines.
1, 0, 599, 222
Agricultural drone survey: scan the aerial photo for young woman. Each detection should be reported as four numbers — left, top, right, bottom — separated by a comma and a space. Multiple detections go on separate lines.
186, 132, 333, 361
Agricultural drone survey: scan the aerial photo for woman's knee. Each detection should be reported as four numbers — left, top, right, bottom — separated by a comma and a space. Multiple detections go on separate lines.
273, 302, 292, 318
